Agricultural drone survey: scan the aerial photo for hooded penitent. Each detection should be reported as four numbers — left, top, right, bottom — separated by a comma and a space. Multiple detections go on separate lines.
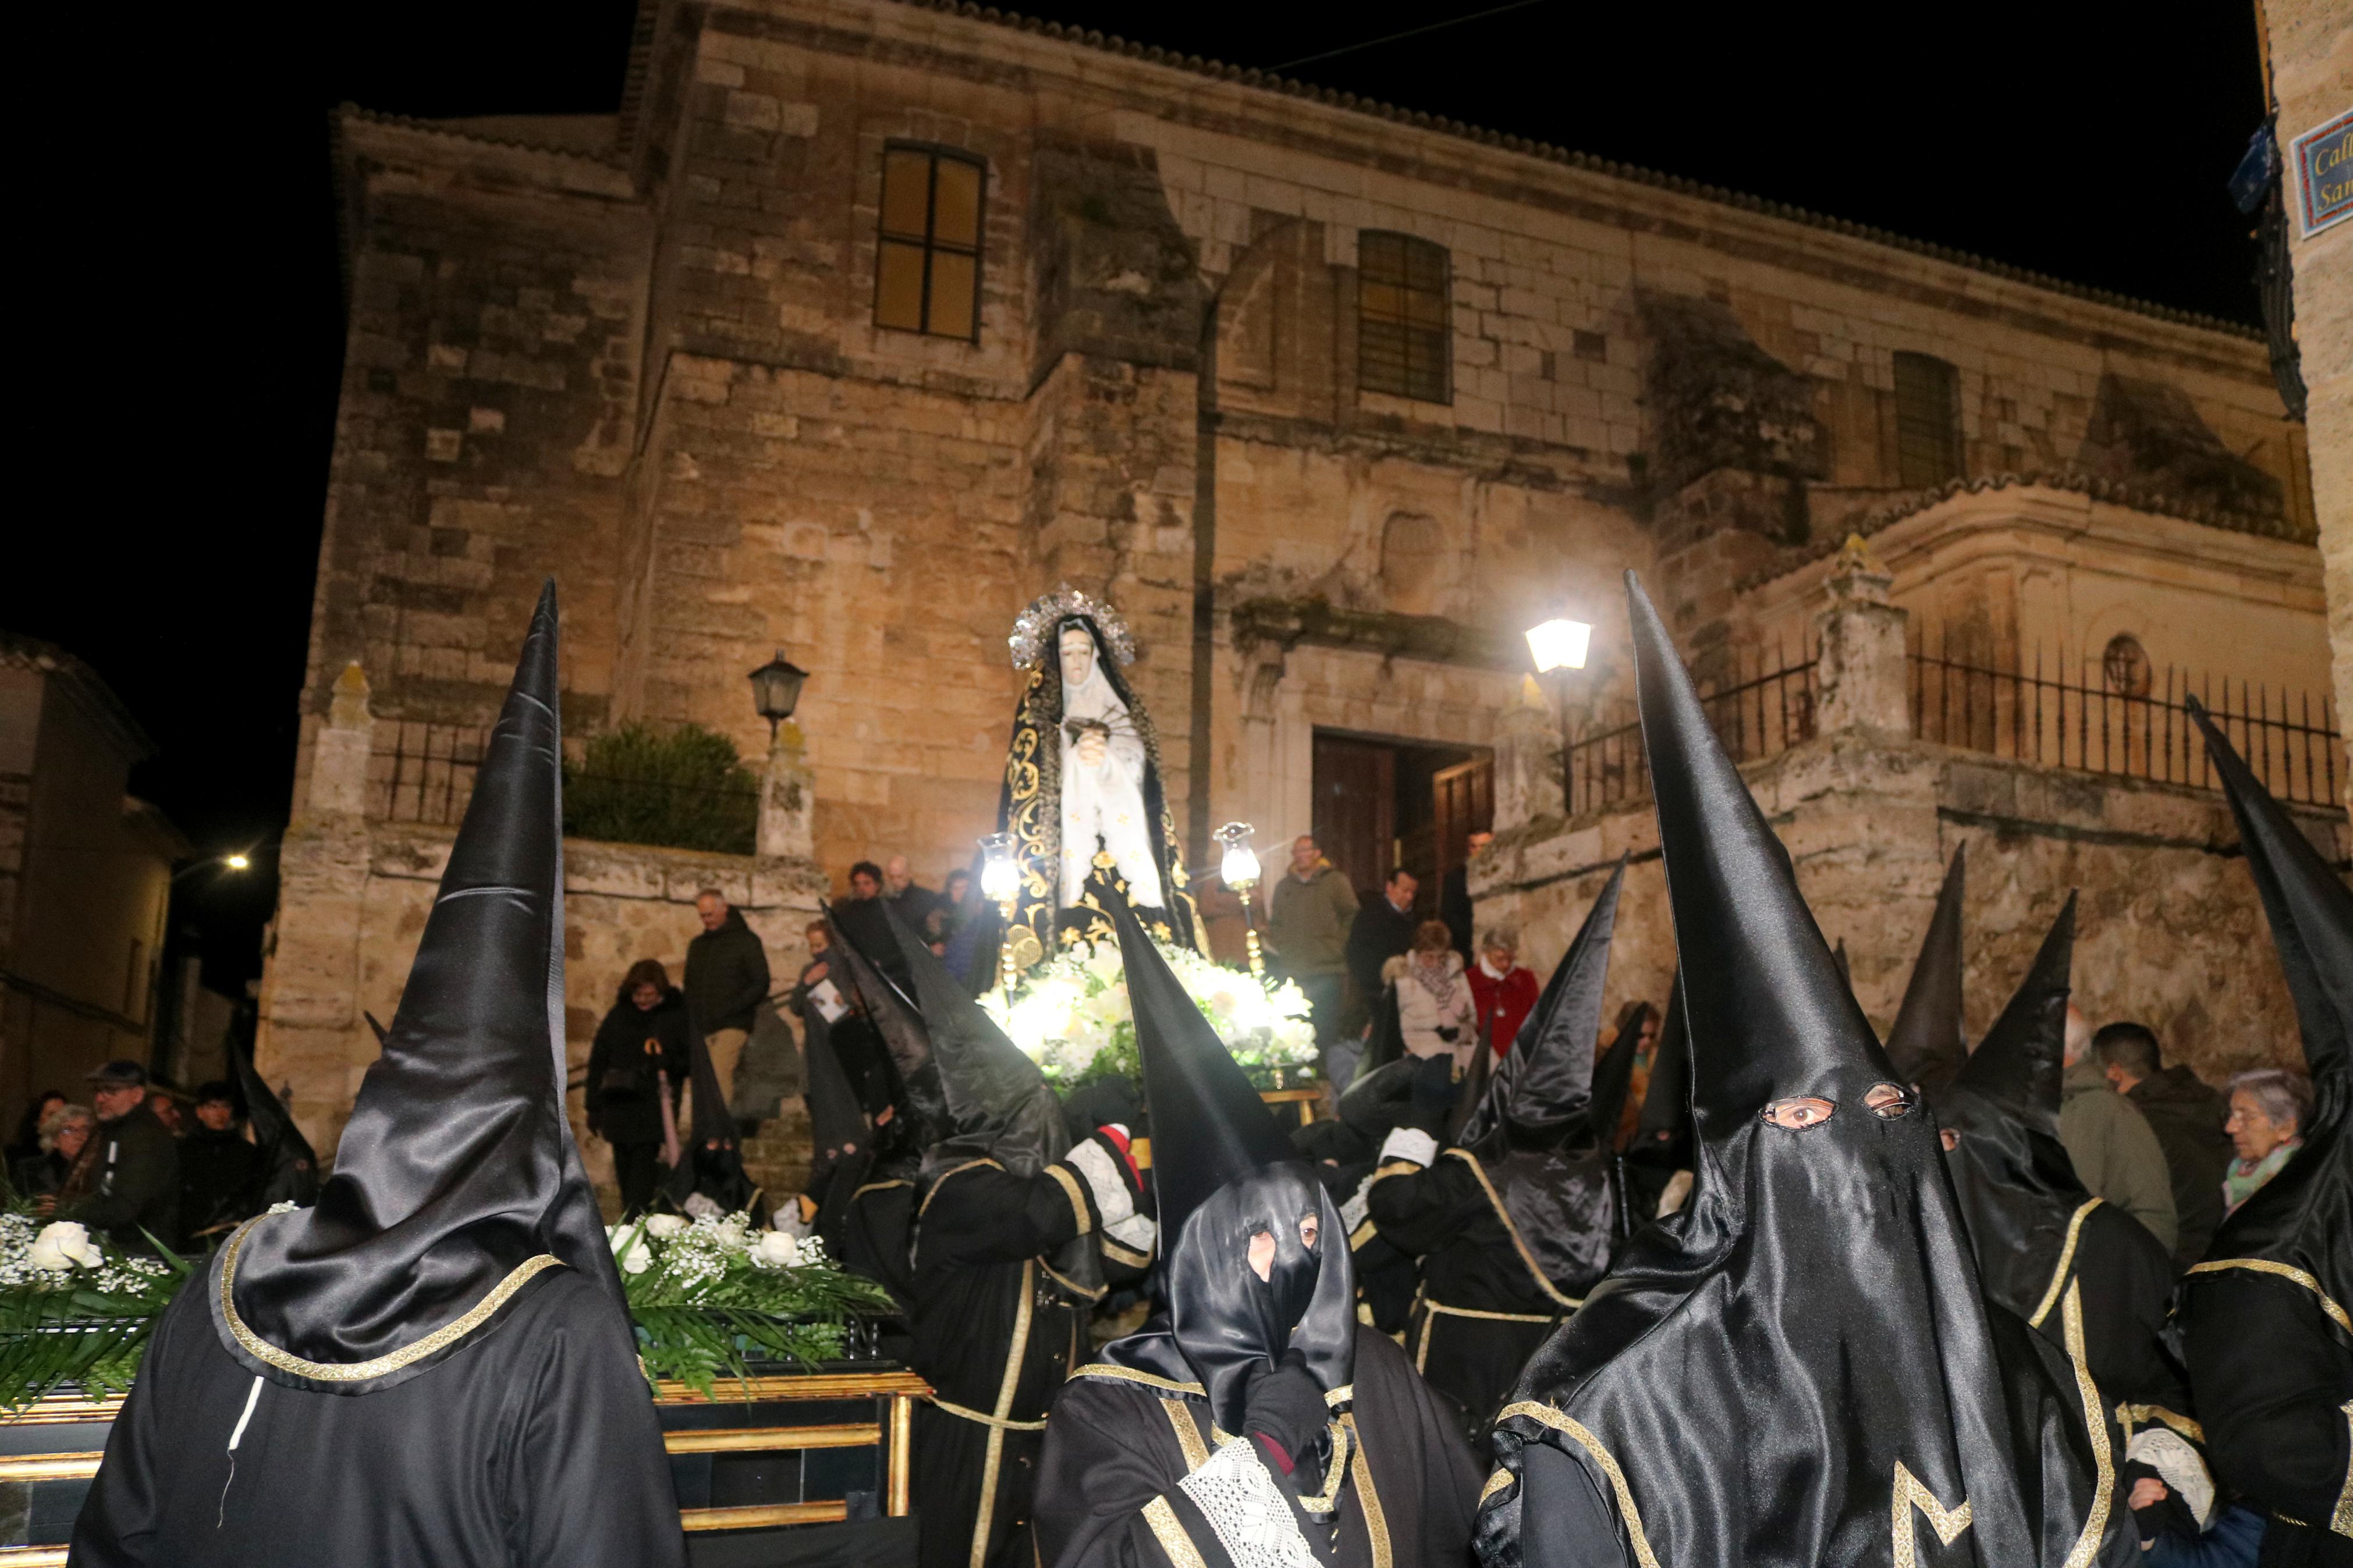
2175, 702, 2352, 1555
677, 1015, 755, 1218
1097, 893, 1354, 1437
1451, 858, 1632, 1292
1475, 574, 2125, 1568
863, 901, 1105, 1299
1888, 845, 1970, 1094
1933, 898, 2182, 1410
1621, 966, 1691, 1219
825, 899, 946, 1140
2183, 699, 2351, 1313
210, 582, 628, 1394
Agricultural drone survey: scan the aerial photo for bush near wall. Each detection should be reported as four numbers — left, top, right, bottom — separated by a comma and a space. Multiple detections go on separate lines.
563, 723, 758, 855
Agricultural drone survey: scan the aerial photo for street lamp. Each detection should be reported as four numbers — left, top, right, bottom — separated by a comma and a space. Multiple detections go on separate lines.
173, 850, 259, 884
224, 854, 251, 872
1526, 617, 1592, 815
1214, 822, 1266, 979
979, 832, 1023, 1002
747, 650, 810, 744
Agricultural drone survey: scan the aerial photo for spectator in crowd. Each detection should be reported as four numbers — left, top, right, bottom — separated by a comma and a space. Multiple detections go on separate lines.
846, 861, 884, 900
1440, 829, 1493, 958
1265, 835, 1357, 1054
2127, 1473, 2265, 1567
881, 854, 938, 933
144, 1090, 184, 1136
925, 867, 973, 954
2058, 1002, 2178, 1253
1347, 866, 1421, 1034
786, 919, 837, 1020
587, 959, 694, 1220
176, 1081, 261, 1249
2097, 1019, 2232, 1268
1468, 927, 1539, 1057
684, 888, 771, 1118
12, 1102, 91, 1199
7, 1089, 65, 1171
2220, 1066, 2311, 1218
1385, 919, 1477, 1068
1610, 999, 1661, 1149
51, 1060, 178, 1253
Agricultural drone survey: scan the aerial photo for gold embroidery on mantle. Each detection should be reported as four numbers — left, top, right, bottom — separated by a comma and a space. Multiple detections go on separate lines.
1890, 1463, 1972, 1566
217, 1217, 563, 1384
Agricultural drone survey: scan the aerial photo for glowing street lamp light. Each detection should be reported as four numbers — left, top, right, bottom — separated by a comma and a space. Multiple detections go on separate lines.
224, 854, 251, 872
1527, 616, 1595, 814
1213, 822, 1266, 978
1525, 617, 1592, 675
979, 832, 1023, 1001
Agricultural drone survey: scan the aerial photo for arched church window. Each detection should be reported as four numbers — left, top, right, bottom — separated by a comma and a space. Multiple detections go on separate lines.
1893, 350, 1963, 488
1358, 232, 1451, 404
875, 146, 984, 340
2102, 634, 2153, 699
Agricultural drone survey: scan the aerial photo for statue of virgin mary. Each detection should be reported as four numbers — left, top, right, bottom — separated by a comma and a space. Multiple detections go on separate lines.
998, 588, 1200, 958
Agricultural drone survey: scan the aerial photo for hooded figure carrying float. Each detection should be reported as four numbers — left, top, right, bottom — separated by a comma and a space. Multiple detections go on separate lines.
1357, 858, 1638, 1441
2174, 702, 2352, 1568
74, 585, 683, 1567
1474, 574, 2132, 1568
826, 899, 1157, 1568
1034, 892, 1482, 1568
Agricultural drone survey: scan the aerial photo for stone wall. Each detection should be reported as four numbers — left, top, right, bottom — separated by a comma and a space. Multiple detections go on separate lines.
255, 666, 825, 1210
1473, 560, 2351, 1086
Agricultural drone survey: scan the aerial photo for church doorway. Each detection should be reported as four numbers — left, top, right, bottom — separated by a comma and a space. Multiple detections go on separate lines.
1309, 731, 1492, 918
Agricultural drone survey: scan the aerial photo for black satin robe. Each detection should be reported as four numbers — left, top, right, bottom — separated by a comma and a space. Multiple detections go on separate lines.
905, 1160, 1098, 1568
2176, 1268, 2353, 1568
72, 1268, 684, 1567
1033, 1324, 1482, 1568
1363, 1151, 1589, 1438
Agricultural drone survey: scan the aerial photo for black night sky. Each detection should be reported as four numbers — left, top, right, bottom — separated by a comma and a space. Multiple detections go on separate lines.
3, 0, 2269, 994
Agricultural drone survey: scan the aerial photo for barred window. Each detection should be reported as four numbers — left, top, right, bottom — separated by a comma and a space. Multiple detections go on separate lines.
1358, 232, 1450, 403
875, 147, 984, 340
1893, 351, 1962, 488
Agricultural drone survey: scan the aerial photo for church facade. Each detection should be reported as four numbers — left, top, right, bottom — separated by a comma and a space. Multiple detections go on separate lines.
262, 0, 2340, 1160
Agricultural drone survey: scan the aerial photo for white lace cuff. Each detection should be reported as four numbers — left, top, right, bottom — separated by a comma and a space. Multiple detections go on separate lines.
1066, 1139, 1138, 1227
1175, 1437, 1319, 1568
1376, 1127, 1438, 1168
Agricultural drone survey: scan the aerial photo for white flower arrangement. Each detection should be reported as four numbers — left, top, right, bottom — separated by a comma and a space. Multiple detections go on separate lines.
2, 1208, 187, 1408
979, 936, 1319, 1085
603, 1207, 892, 1393
0, 1213, 171, 1296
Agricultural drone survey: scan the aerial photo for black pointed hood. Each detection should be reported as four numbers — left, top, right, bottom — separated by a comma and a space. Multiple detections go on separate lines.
682, 1019, 755, 1216
1885, 845, 1969, 1094
801, 1004, 868, 1162
824, 901, 944, 1137
212, 582, 627, 1394
1632, 969, 1690, 1145
2188, 699, 2352, 1312
1460, 859, 1626, 1149
232, 1034, 318, 1210
1451, 861, 1630, 1299
1478, 575, 2118, 1568
1932, 898, 2096, 1327
1099, 893, 1353, 1434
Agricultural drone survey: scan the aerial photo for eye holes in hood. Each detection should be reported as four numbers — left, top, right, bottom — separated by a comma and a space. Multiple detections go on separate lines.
1762, 1083, 1915, 1132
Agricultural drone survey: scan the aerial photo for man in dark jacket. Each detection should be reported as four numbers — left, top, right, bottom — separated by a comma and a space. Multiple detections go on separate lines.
2096, 1020, 2231, 1270
684, 888, 771, 1120
58, 1061, 179, 1253
1344, 867, 1419, 1040
176, 1082, 260, 1249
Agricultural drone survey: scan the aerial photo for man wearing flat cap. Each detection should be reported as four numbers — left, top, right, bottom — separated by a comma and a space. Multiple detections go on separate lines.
51, 1060, 179, 1254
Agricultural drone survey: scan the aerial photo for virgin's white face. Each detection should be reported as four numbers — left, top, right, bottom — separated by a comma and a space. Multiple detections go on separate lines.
1059, 627, 1095, 688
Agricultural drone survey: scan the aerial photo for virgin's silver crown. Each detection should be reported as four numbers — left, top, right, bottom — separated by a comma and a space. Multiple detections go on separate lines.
1009, 585, 1137, 670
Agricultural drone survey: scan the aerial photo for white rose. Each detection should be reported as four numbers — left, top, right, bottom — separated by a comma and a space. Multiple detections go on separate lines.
644, 1213, 690, 1237
617, 1240, 654, 1275
751, 1231, 800, 1269
29, 1222, 101, 1272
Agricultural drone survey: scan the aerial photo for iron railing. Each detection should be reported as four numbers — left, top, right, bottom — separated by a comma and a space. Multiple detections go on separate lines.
370, 723, 760, 849
1910, 640, 2341, 808
1564, 645, 1819, 816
